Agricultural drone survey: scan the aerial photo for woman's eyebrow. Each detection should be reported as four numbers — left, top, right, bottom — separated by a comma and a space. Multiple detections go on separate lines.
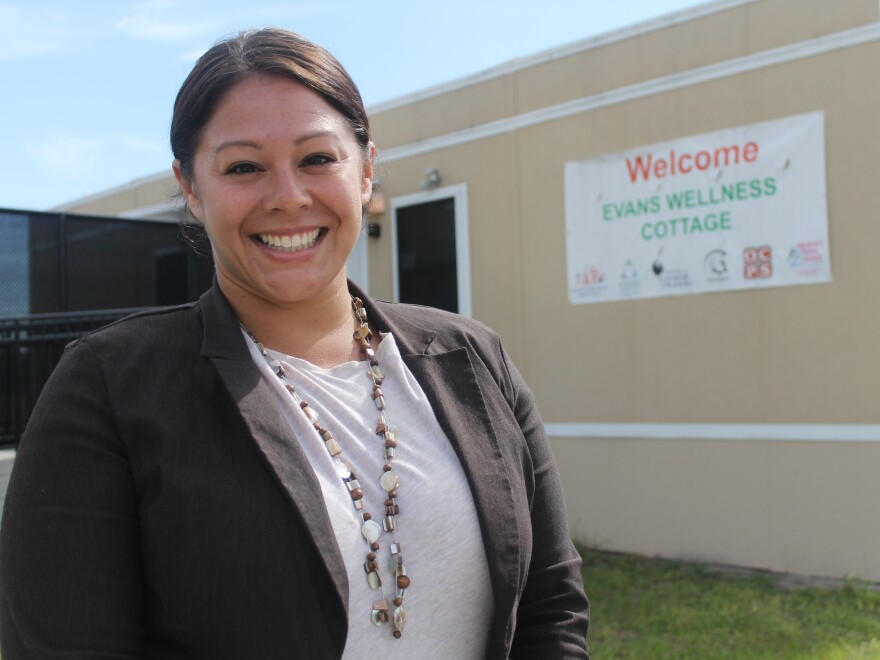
212, 140, 260, 158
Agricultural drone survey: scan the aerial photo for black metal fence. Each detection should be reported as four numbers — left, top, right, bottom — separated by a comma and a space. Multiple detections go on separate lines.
0, 309, 144, 448
0, 208, 215, 448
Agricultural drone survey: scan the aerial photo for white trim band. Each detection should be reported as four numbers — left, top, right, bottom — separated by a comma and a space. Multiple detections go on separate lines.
118, 200, 179, 221
545, 423, 880, 442
382, 21, 880, 163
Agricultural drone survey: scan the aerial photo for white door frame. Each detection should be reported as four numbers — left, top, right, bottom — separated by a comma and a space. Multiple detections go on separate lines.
346, 228, 369, 294
390, 183, 471, 317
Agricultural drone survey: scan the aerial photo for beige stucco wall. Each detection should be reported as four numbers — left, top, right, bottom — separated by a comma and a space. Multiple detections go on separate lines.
555, 437, 880, 581
60, 173, 179, 219
58, 0, 880, 580
366, 0, 880, 581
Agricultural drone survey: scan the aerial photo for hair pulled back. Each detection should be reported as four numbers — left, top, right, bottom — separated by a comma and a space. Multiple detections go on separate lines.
171, 28, 371, 181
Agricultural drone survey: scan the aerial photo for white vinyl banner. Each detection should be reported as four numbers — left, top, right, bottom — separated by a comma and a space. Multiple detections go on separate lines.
564, 112, 831, 304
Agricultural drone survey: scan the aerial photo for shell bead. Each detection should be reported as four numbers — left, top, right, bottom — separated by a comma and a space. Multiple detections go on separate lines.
392, 606, 407, 633
367, 570, 382, 590
371, 599, 389, 626
361, 520, 382, 544
380, 470, 399, 492
333, 459, 351, 479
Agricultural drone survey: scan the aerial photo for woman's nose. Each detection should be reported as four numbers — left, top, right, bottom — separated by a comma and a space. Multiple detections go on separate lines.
264, 167, 311, 213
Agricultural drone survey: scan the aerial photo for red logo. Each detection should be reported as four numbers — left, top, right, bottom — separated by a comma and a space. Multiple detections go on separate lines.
744, 246, 772, 280
577, 266, 605, 286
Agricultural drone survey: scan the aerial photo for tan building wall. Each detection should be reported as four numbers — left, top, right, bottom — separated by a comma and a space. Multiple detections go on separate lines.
59, 171, 182, 221
61, 0, 880, 581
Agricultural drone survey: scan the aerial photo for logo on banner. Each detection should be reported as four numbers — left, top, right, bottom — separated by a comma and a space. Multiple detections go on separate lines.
576, 265, 605, 286
621, 259, 639, 280
572, 265, 607, 299
703, 249, 728, 282
788, 241, 825, 276
652, 250, 692, 289
619, 259, 641, 296
744, 246, 772, 280
652, 256, 664, 276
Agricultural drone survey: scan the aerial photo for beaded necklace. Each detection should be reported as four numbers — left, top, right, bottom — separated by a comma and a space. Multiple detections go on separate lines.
246, 296, 409, 639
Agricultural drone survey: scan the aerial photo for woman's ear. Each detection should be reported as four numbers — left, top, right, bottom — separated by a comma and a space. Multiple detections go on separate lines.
361, 143, 376, 206
173, 160, 203, 222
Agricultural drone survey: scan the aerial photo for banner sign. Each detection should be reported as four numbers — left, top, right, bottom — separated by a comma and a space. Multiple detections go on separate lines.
564, 112, 831, 304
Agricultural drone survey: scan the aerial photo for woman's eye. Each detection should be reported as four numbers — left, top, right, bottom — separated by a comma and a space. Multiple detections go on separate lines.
225, 162, 260, 175
302, 154, 334, 167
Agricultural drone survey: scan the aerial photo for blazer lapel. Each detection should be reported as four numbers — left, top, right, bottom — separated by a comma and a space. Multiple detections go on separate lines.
402, 349, 523, 654
199, 284, 349, 616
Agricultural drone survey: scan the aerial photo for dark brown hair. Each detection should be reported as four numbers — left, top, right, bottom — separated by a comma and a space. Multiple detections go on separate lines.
171, 27, 371, 181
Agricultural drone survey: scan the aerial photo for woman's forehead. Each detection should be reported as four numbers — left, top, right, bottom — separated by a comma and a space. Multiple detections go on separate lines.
200, 75, 353, 146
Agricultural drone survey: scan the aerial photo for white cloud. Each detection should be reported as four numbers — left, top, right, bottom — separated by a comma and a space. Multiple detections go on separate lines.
114, 0, 221, 41
27, 136, 103, 181
0, 5, 73, 61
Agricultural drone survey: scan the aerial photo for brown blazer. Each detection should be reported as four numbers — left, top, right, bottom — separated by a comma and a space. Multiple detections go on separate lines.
0, 282, 589, 659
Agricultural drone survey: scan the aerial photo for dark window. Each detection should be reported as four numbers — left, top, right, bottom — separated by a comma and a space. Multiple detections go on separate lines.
396, 198, 458, 313
0, 209, 213, 314
0, 213, 30, 317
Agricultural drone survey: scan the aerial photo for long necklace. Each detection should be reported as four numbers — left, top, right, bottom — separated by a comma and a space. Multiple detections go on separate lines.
246, 296, 409, 639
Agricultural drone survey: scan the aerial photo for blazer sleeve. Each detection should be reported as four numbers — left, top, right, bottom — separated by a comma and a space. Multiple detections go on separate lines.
498, 341, 590, 659
0, 338, 146, 659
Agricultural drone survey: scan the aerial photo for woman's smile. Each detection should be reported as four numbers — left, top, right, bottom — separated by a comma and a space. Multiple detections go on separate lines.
256, 228, 323, 253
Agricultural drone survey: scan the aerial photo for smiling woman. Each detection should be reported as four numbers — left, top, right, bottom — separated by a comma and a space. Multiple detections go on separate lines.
173, 74, 374, 359
0, 27, 589, 660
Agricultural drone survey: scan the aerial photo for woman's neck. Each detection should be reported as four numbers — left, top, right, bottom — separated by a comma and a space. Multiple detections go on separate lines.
220, 276, 363, 368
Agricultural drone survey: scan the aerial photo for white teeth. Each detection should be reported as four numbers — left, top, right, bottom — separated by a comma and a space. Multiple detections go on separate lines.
258, 229, 321, 253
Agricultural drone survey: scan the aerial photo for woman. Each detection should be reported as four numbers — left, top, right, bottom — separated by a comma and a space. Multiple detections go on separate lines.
0, 28, 589, 659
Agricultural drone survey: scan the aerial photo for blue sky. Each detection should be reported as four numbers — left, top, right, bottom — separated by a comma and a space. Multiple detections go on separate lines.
1, 0, 707, 211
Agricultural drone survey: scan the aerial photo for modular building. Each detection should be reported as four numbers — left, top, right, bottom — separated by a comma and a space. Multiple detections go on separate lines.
58, 0, 880, 581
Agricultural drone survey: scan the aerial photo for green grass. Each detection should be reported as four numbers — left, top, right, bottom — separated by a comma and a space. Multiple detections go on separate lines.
580, 546, 880, 659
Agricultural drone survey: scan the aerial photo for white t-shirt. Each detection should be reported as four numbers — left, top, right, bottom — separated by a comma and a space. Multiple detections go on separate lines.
246, 331, 493, 659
